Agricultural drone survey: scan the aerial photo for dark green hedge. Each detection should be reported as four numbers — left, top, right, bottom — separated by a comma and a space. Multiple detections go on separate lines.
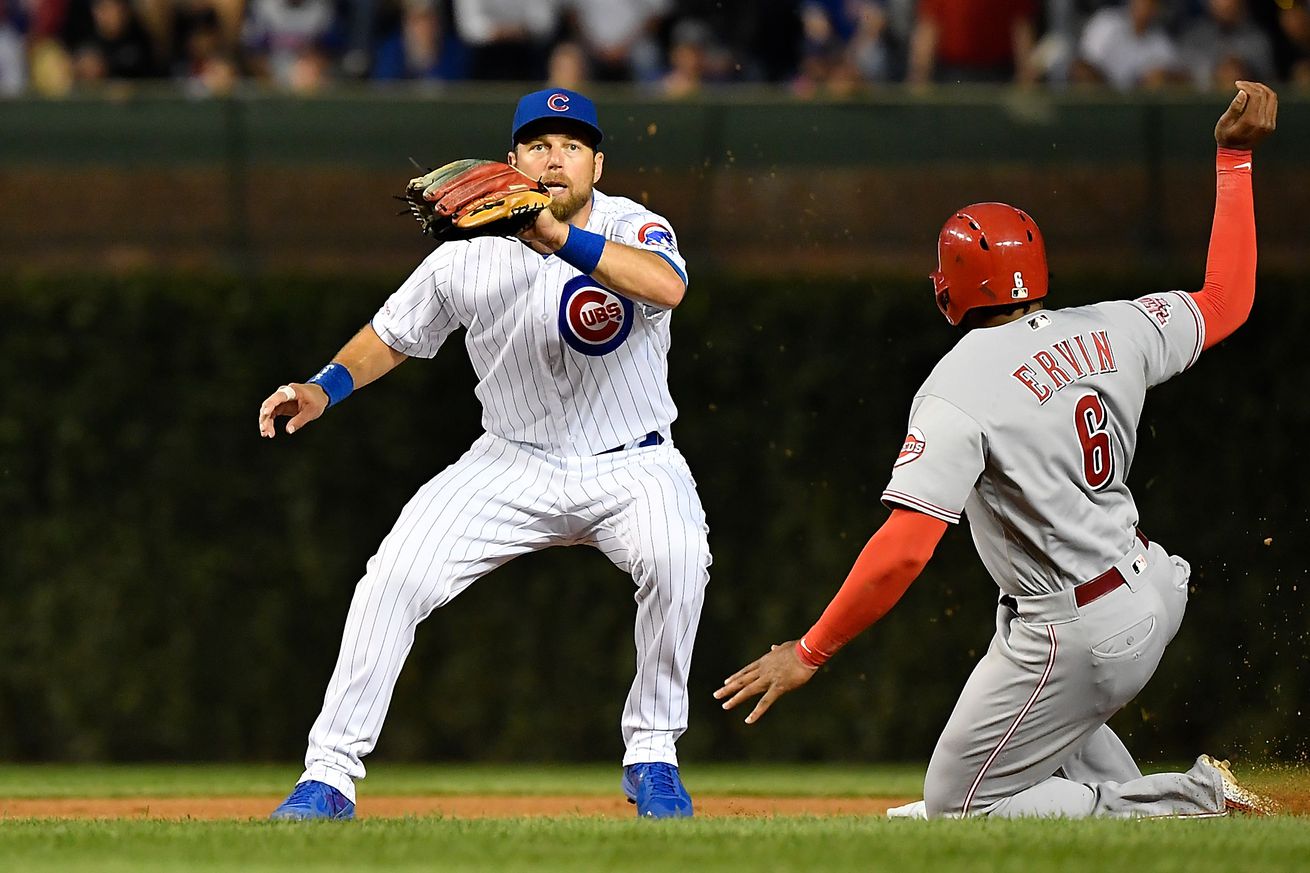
1, 272, 1305, 765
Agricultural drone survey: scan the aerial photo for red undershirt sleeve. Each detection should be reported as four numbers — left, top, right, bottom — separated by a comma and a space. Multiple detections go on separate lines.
1191, 147, 1256, 351
795, 509, 949, 668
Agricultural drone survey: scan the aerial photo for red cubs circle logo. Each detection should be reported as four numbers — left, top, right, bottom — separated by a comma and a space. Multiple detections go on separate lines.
570, 289, 622, 341
547, 92, 570, 112
894, 427, 926, 467
559, 275, 634, 356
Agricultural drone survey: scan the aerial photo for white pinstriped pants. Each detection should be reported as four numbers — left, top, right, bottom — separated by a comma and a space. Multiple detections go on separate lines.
299, 433, 711, 801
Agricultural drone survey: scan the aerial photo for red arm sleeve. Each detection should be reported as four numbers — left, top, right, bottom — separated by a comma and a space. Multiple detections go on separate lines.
1191, 148, 1256, 351
794, 509, 948, 668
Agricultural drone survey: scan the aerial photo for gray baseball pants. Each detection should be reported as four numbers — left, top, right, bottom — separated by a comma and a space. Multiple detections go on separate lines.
924, 539, 1225, 818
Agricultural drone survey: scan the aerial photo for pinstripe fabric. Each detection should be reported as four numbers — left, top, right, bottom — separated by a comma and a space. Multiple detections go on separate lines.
301, 436, 710, 799
371, 190, 685, 456
300, 191, 708, 801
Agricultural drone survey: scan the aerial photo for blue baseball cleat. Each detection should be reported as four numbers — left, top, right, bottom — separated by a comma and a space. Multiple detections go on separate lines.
269, 780, 356, 820
622, 763, 694, 818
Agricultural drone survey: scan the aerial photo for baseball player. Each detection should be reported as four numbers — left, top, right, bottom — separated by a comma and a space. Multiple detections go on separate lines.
260, 88, 709, 820
716, 82, 1279, 818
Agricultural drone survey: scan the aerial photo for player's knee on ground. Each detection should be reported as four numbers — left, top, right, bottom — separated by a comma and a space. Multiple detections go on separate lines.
923, 759, 971, 819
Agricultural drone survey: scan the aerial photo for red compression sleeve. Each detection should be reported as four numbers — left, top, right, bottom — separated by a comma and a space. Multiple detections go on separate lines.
1191, 148, 1256, 351
795, 509, 948, 668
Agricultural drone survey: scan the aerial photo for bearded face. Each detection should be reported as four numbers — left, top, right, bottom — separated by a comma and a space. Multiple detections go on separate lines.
546, 180, 592, 222
510, 129, 603, 223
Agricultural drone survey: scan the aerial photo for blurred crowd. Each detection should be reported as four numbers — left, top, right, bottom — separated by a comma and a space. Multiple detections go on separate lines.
0, 0, 1307, 98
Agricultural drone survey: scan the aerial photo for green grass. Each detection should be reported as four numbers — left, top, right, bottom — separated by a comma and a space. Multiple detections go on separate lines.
3, 817, 1310, 873
2, 764, 1308, 872
0, 762, 927, 799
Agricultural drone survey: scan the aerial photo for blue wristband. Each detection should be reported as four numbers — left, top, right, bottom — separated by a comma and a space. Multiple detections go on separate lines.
554, 226, 606, 275
307, 362, 354, 408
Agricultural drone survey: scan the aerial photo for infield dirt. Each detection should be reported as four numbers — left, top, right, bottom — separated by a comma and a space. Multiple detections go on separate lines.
1, 795, 912, 820
9, 789, 1310, 820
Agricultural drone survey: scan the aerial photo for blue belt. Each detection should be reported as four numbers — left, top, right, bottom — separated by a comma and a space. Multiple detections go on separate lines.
598, 431, 664, 455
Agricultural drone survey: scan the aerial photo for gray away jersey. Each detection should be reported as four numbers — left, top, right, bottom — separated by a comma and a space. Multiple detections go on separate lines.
884, 292, 1205, 596
371, 189, 687, 455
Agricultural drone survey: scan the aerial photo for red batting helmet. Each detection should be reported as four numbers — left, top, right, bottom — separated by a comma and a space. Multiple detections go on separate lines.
930, 203, 1048, 326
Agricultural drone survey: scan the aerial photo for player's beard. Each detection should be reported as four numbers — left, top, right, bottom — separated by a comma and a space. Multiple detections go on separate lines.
548, 183, 591, 222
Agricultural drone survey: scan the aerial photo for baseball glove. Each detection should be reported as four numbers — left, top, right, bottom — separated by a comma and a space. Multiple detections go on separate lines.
400, 159, 551, 242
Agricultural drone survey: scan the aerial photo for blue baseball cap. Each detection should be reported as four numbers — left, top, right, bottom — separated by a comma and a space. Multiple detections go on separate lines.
511, 88, 603, 146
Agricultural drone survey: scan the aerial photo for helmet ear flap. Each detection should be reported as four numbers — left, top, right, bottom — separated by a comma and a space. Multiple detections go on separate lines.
936, 288, 952, 322
931, 268, 955, 324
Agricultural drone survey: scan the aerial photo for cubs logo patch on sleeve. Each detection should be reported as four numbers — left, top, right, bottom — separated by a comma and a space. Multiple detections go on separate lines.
895, 427, 926, 467
558, 274, 635, 356
637, 222, 677, 251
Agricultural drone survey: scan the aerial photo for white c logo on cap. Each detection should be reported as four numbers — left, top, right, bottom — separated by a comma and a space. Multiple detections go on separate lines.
547, 93, 570, 112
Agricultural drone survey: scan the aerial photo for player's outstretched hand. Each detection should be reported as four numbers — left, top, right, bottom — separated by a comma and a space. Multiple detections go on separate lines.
1215, 81, 1277, 151
713, 641, 818, 725
258, 383, 328, 438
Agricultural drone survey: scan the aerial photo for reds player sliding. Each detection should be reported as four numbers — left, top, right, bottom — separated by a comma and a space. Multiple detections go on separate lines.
716, 82, 1278, 819
259, 88, 708, 820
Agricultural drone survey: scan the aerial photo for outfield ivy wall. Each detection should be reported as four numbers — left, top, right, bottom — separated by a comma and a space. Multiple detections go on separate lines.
1, 272, 1304, 764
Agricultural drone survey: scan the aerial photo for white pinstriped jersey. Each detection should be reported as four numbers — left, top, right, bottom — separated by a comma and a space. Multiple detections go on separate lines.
883, 292, 1205, 597
372, 190, 688, 456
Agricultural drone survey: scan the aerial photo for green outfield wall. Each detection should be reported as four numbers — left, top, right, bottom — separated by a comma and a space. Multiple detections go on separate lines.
0, 272, 1304, 764
1, 88, 1308, 275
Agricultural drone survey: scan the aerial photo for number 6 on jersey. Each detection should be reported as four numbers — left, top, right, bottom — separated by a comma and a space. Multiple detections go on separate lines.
1074, 391, 1115, 490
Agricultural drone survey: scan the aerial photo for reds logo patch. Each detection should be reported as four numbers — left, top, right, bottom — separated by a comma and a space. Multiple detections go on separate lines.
547, 92, 570, 112
895, 427, 926, 467
558, 275, 634, 356
637, 222, 676, 251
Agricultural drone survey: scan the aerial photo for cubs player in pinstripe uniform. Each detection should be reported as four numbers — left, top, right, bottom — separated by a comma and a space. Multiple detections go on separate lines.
717, 83, 1278, 818
259, 88, 709, 820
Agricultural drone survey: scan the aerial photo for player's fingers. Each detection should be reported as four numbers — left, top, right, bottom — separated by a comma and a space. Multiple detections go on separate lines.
1240, 81, 1275, 116
744, 685, 782, 725
719, 677, 768, 712
714, 667, 760, 701
259, 386, 297, 412
284, 408, 319, 436
1217, 88, 1249, 127
720, 659, 763, 689
1237, 81, 1266, 111
258, 391, 286, 418
258, 397, 284, 437
1259, 85, 1278, 130
1238, 83, 1276, 134
259, 386, 299, 438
